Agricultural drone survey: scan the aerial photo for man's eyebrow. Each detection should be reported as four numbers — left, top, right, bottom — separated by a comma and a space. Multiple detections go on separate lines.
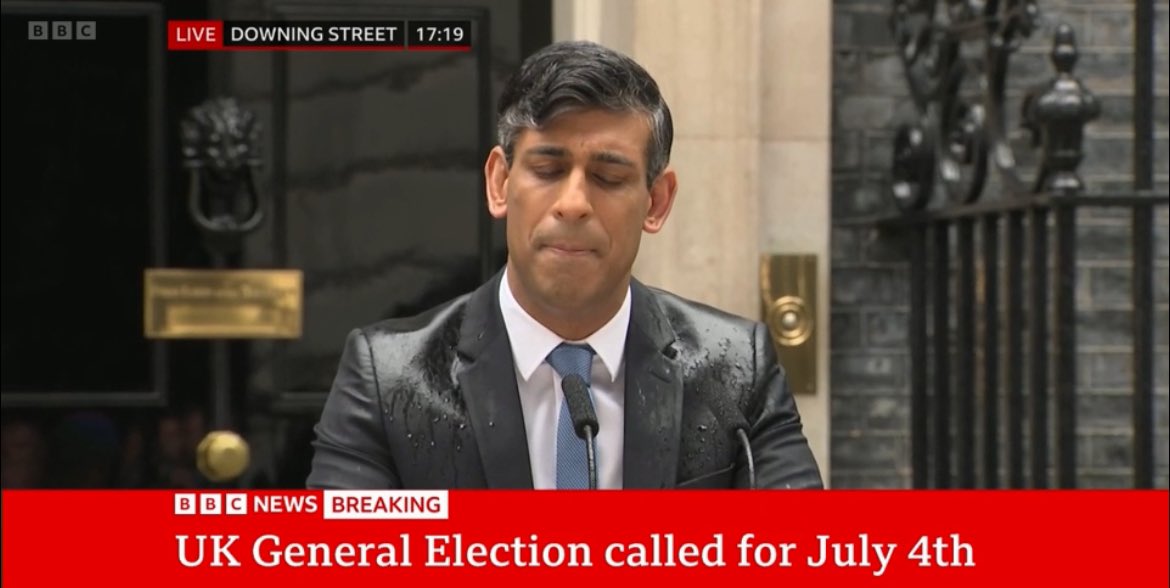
521, 145, 636, 168
523, 145, 568, 158
591, 151, 636, 168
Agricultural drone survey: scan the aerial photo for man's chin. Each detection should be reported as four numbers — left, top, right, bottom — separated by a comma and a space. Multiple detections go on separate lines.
536, 280, 599, 310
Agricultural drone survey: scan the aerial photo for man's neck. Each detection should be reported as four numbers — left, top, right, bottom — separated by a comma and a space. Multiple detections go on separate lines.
505, 266, 628, 341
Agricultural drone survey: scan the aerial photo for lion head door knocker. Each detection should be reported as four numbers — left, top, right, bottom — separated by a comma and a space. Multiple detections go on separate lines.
181, 97, 264, 256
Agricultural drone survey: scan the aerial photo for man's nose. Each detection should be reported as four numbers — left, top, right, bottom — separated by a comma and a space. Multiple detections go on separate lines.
551, 169, 592, 220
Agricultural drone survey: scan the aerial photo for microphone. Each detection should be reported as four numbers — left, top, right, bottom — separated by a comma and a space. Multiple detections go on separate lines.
561, 374, 600, 489
705, 390, 756, 490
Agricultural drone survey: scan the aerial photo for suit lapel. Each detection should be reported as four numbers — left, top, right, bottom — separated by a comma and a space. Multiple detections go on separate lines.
455, 271, 534, 489
622, 280, 683, 489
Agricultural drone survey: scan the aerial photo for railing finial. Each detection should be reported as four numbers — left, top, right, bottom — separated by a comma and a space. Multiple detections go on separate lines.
1022, 23, 1100, 196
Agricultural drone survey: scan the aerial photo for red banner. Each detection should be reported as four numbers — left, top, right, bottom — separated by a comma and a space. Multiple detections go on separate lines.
3, 490, 1167, 587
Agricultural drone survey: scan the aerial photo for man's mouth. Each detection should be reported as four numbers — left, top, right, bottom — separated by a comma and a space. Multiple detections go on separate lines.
542, 243, 594, 256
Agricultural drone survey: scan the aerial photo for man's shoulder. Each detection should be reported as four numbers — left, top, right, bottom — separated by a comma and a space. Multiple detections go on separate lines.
641, 284, 762, 342
355, 291, 472, 343
639, 284, 773, 386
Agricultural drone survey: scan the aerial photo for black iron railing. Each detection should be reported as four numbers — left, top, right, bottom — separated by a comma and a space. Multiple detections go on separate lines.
843, 1, 1167, 489
879, 191, 1166, 489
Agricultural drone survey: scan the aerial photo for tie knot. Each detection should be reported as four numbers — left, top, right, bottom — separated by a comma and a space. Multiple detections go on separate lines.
547, 343, 595, 384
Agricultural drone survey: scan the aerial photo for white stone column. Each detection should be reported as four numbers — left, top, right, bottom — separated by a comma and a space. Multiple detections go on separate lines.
758, 0, 833, 483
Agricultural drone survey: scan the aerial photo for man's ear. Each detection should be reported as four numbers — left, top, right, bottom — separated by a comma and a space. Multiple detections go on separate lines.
643, 167, 678, 234
485, 146, 510, 219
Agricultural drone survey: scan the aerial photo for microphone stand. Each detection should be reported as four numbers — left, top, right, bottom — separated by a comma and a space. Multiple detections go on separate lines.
735, 428, 756, 490
584, 425, 598, 490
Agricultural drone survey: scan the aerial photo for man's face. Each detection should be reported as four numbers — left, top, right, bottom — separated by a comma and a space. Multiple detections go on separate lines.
485, 108, 676, 320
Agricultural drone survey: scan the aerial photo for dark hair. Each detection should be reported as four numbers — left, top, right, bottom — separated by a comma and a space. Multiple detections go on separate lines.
496, 40, 673, 187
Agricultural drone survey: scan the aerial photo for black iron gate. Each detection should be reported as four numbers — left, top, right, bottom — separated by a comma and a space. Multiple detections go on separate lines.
845, 0, 1167, 489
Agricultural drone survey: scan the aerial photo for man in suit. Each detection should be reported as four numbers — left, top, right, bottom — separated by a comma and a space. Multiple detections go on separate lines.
308, 41, 822, 490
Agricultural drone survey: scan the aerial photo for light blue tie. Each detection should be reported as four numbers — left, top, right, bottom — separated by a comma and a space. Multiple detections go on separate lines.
547, 343, 596, 489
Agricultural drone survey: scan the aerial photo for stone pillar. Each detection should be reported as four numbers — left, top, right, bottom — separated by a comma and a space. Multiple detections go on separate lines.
758, 0, 833, 483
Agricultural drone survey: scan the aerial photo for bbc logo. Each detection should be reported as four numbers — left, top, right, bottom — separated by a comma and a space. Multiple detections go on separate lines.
175, 493, 248, 516
28, 21, 96, 40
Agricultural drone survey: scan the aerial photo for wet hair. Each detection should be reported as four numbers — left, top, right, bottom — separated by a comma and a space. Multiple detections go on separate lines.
496, 40, 673, 188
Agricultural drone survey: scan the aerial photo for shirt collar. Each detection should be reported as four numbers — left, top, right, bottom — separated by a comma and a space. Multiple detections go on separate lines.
498, 267, 630, 384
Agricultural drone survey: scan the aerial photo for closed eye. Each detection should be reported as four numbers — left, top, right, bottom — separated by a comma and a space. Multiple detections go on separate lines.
593, 174, 624, 187
531, 167, 564, 180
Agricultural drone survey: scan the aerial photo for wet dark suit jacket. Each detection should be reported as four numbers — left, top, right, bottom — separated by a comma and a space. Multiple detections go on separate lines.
308, 271, 822, 490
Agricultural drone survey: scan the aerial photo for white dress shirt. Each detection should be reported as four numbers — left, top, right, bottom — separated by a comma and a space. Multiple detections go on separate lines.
499, 269, 629, 489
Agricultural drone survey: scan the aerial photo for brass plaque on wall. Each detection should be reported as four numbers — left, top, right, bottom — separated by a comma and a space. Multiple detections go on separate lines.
759, 254, 817, 395
144, 269, 302, 339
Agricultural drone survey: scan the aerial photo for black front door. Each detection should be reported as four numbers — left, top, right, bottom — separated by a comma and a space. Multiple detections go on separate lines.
0, 0, 550, 489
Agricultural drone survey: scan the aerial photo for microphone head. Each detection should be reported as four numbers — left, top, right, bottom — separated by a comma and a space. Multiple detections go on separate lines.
561, 374, 599, 439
